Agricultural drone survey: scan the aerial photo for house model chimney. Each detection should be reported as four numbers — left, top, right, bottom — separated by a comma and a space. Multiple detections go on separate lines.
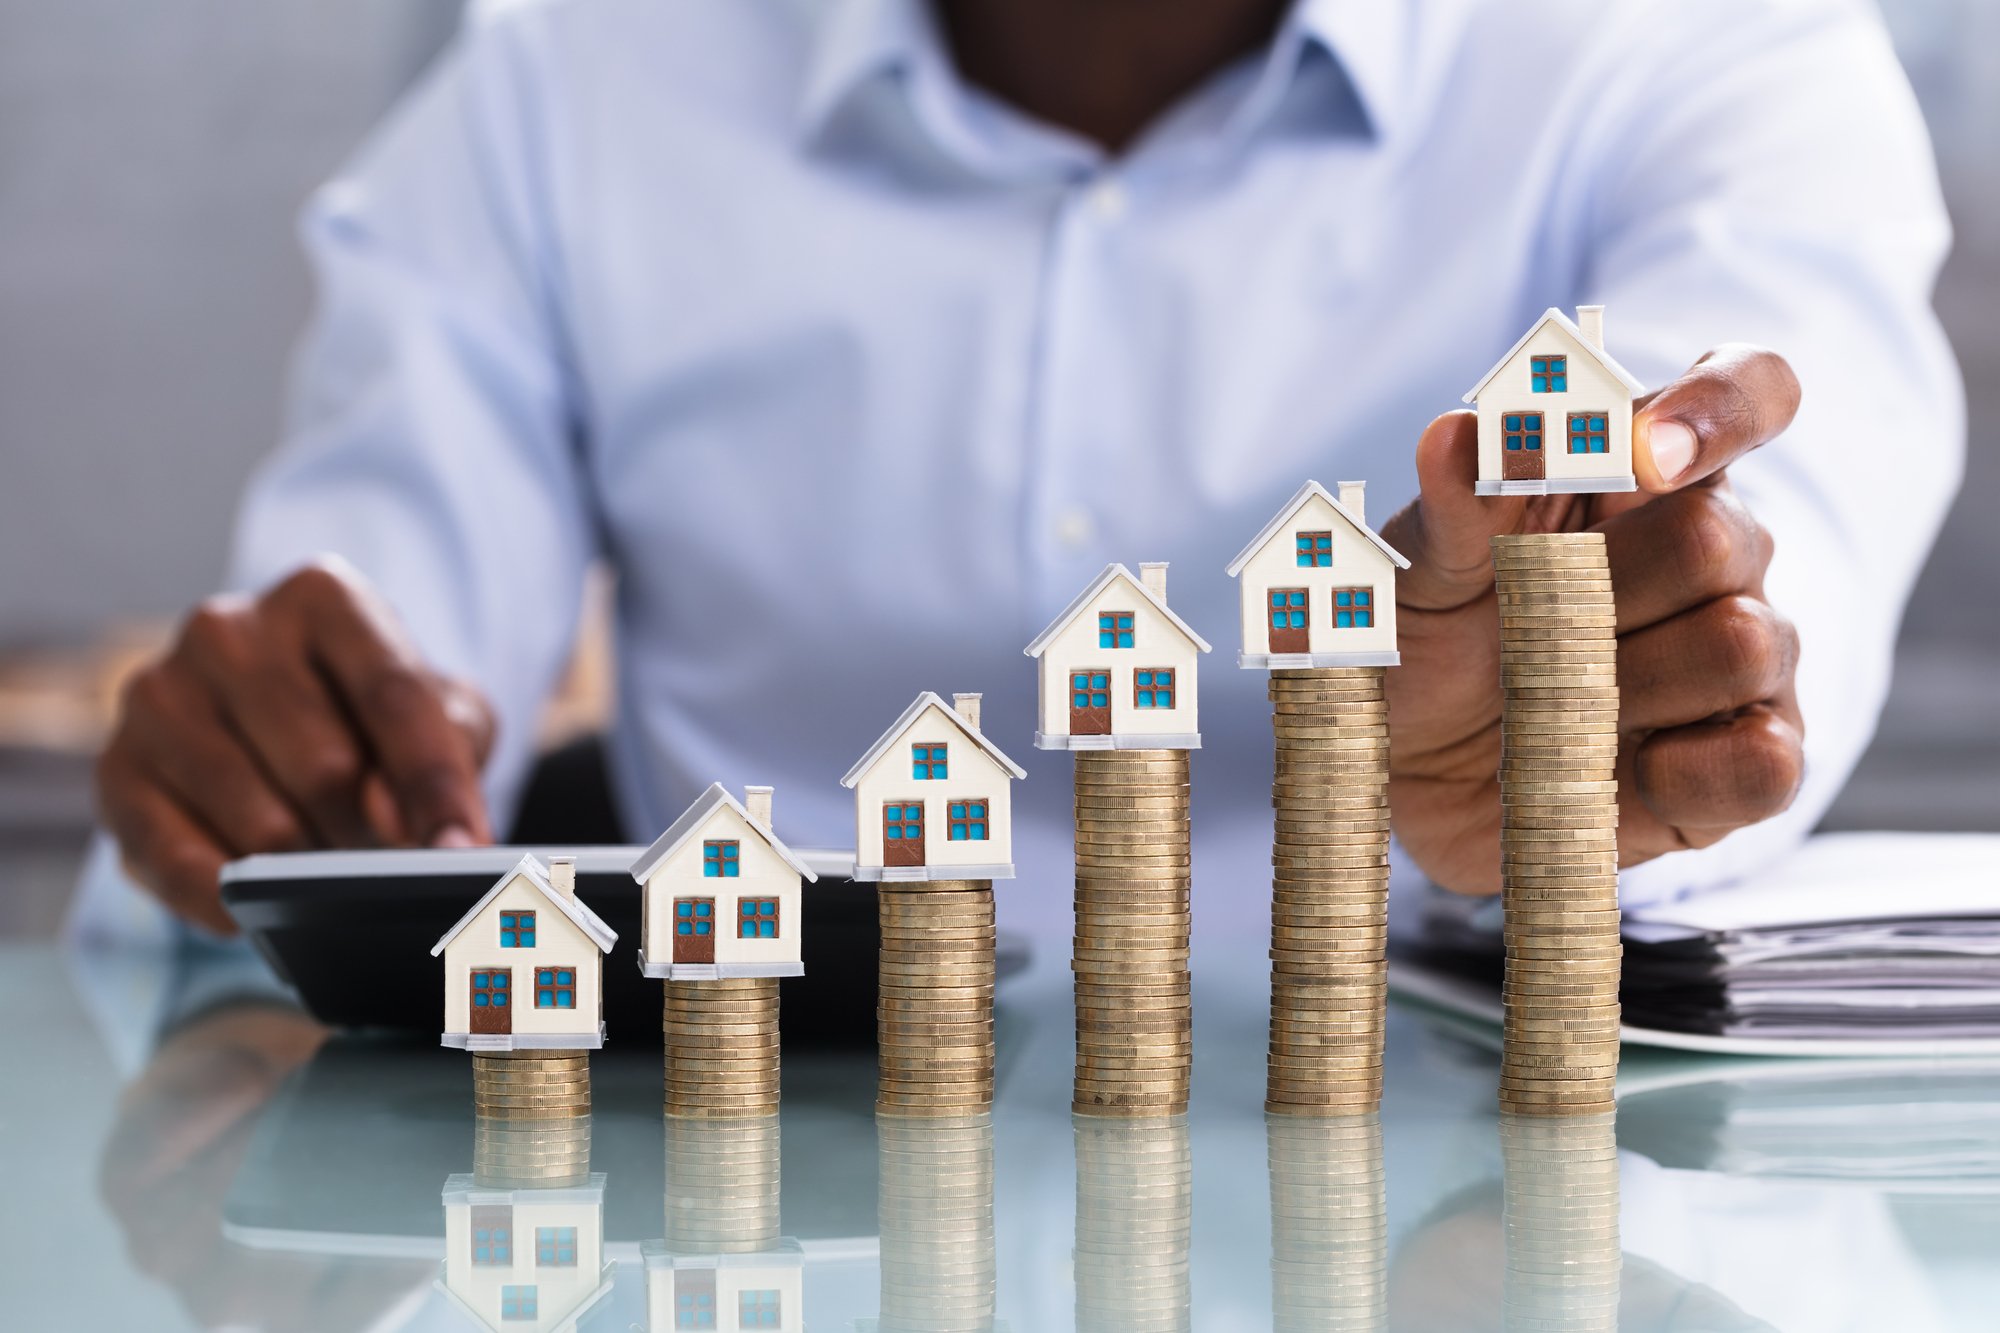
1336, 480, 1367, 526
744, 785, 774, 828
548, 855, 576, 899
952, 693, 983, 732
1576, 305, 1605, 351
1139, 562, 1170, 603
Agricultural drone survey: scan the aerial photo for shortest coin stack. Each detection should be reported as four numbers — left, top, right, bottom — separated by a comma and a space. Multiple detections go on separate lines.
1073, 1115, 1193, 1333
664, 978, 782, 1119
472, 1049, 592, 1120
664, 1113, 782, 1254
1267, 1113, 1387, 1331
877, 1113, 998, 1332
1500, 1112, 1620, 1332
473, 1114, 592, 1189
877, 880, 997, 1117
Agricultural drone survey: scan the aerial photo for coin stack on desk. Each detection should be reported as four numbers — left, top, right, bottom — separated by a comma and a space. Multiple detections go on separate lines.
1500, 1112, 1621, 1331
876, 880, 997, 1117
1266, 666, 1392, 1115
1491, 533, 1622, 1117
473, 1113, 592, 1189
1266, 1113, 1388, 1331
1072, 749, 1194, 1118
663, 978, 781, 1119
472, 1050, 591, 1120
664, 1114, 781, 1254
1074, 1115, 1194, 1333
876, 1113, 997, 1332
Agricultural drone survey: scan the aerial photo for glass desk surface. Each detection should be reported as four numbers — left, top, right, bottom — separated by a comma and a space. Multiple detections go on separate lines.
6, 935, 1998, 1333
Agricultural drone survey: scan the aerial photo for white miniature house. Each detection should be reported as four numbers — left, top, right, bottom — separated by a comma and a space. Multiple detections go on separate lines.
1464, 305, 1643, 496
1024, 562, 1212, 750
433, 854, 616, 1051
439, 1171, 612, 1333
1224, 480, 1411, 669
629, 784, 819, 980
840, 691, 1026, 882
644, 1243, 805, 1333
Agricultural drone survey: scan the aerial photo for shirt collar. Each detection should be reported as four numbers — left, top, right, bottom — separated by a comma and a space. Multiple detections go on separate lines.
1290, 0, 1407, 143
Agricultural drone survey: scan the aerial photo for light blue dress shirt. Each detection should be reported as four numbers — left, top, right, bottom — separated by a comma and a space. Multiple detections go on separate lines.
213, 0, 1957, 911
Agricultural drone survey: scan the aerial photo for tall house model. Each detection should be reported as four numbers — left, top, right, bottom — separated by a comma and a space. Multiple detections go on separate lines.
630, 784, 819, 980
1465, 305, 1643, 495
1024, 562, 1212, 750
433, 854, 616, 1051
841, 692, 1026, 883
1224, 480, 1411, 669
439, 1168, 612, 1331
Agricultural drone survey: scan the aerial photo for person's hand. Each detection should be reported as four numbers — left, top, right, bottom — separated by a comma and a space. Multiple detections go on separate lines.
95, 559, 496, 933
1381, 345, 1806, 893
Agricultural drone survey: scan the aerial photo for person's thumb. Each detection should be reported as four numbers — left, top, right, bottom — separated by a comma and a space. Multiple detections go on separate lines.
1378, 410, 1534, 610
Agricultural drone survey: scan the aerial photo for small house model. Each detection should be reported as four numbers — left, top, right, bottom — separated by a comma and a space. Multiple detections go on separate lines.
1464, 305, 1643, 496
644, 1242, 804, 1333
840, 691, 1026, 883
1024, 562, 1212, 750
439, 1170, 612, 1333
433, 854, 616, 1052
1224, 480, 1411, 669
629, 784, 819, 980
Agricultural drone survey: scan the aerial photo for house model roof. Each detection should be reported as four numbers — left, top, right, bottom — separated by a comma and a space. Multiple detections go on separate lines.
627, 782, 820, 884
840, 691, 1028, 789
430, 852, 618, 956
1461, 306, 1645, 403
1023, 563, 1215, 658
1224, 479, 1411, 577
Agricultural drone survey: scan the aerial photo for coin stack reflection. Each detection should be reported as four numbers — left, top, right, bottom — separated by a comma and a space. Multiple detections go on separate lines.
663, 977, 782, 1118
1267, 667, 1391, 1115
1073, 749, 1194, 1117
473, 1113, 592, 1190
877, 880, 997, 1117
664, 1114, 781, 1254
1073, 1115, 1193, 1332
876, 1113, 997, 1332
472, 1050, 591, 1120
1500, 1112, 1620, 1332
1491, 533, 1621, 1116
1266, 1113, 1387, 1331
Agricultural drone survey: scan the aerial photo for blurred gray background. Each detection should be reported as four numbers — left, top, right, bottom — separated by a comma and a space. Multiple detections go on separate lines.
0, 0, 1994, 934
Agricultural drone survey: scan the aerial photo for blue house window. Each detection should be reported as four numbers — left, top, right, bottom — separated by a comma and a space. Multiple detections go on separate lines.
1071, 671, 1110, 710
1503, 413, 1544, 452
1098, 612, 1135, 648
1568, 412, 1609, 453
675, 900, 713, 935
949, 801, 989, 841
676, 1290, 716, 1329
1295, 531, 1333, 567
739, 898, 780, 938
911, 743, 948, 780
472, 971, 508, 1010
499, 911, 534, 948
1333, 588, 1374, 628
1269, 590, 1307, 631
1134, 669, 1176, 709
535, 969, 576, 1009
472, 1207, 512, 1265
702, 840, 739, 877
740, 1290, 783, 1328
883, 803, 925, 842
1531, 355, 1567, 393
501, 1286, 537, 1321
536, 1226, 577, 1267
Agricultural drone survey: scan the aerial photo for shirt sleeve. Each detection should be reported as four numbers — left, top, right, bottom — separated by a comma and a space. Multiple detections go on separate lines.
228, 11, 593, 828
1573, 1, 1964, 905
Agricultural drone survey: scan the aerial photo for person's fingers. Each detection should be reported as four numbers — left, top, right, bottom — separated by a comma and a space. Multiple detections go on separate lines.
1602, 479, 1772, 633
438, 675, 499, 769
1617, 597, 1799, 732
1629, 700, 1806, 838
95, 748, 236, 935
1633, 344, 1801, 493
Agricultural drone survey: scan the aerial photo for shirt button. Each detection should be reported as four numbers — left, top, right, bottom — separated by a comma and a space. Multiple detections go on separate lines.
1055, 507, 1095, 551
1089, 180, 1128, 222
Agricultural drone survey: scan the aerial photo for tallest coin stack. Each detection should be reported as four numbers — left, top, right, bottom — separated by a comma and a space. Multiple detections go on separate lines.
1491, 532, 1622, 1116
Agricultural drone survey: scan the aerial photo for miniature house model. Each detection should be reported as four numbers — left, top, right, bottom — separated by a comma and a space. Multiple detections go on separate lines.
629, 784, 819, 980
1464, 305, 1643, 496
841, 691, 1025, 883
1024, 562, 1212, 750
433, 854, 616, 1051
644, 1242, 804, 1333
439, 1171, 612, 1333
1224, 480, 1410, 669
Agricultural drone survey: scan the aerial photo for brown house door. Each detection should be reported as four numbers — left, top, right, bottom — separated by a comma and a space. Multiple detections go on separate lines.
470, 968, 511, 1035
673, 898, 716, 963
1502, 412, 1545, 480
1069, 670, 1111, 735
883, 802, 926, 867
1268, 589, 1309, 653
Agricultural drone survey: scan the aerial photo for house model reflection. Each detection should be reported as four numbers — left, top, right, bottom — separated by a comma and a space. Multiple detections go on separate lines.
438, 1171, 613, 1333
645, 1242, 805, 1332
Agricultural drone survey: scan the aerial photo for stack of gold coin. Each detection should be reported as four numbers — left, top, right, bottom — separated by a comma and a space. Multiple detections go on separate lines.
877, 880, 997, 1117
1491, 533, 1621, 1117
472, 1050, 591, 1120
664, 1113, 781, 1254
1500, 1112, 1620, 1331
1072, 749, 1193, 1118
663, 978, 781, 1119
1074, 1115, 1193, 1333
472, 1114, 592, 1189
1266, 667, 1391, 1115
1266, 1113, 1387, 1331
876, 1113, 996, 1332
